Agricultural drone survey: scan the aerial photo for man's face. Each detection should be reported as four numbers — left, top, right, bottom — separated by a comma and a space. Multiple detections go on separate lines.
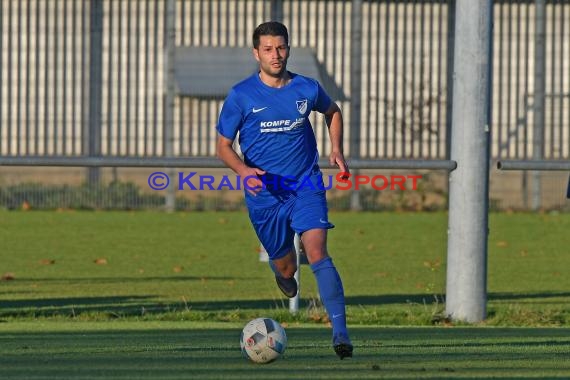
253, 35, 289, 77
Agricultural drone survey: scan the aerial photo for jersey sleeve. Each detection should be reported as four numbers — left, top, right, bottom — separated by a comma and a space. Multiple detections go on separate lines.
313, 80, 333, 114
216, 89, 243, 141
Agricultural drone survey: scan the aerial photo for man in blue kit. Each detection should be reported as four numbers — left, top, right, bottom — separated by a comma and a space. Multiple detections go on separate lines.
216, 21, 353, 359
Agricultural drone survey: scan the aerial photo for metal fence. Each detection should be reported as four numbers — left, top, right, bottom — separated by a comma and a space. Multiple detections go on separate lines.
2, 0, 568, 160
0, 0, 569, 210
493, 0, 570, 160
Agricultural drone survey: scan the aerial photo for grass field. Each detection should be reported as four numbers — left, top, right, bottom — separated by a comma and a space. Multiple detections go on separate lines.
1, 322, 569, 379
1, 210, 570, 378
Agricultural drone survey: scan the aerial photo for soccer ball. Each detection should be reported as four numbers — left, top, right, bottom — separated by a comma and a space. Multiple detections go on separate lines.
240, 317, 287, 364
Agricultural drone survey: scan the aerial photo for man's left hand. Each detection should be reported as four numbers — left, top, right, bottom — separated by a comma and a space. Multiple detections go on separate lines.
330, 151, 349, 180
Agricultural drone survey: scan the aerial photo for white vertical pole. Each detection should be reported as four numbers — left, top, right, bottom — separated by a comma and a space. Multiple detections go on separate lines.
445, 0, 493, 323
289, 234, 301, 314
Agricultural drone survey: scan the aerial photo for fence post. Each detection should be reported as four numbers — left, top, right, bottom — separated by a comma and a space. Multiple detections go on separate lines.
349, 0, 363, 210
270, 0, 284, 22
445, 0, 493, 323
164, 0, 176, 212
87, 0, 103, 186
532, 0, 546, 211
445, 0, 456, 161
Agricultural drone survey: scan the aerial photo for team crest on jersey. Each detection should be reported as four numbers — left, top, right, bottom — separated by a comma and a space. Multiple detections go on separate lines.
296, 99, 308, 114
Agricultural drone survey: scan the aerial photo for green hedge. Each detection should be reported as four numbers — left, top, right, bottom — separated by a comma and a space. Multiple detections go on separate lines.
0, 181, 246, 211
0, 179, 449, 212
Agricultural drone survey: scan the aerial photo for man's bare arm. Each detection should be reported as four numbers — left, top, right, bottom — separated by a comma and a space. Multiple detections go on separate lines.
324, 102, 349, 177
216, 134, 265, 194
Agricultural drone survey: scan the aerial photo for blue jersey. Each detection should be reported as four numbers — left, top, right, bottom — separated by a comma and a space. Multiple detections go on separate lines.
217, 72, 332, 206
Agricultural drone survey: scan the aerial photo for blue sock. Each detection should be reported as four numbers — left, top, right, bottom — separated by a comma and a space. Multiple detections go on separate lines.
310, 257, 349, 340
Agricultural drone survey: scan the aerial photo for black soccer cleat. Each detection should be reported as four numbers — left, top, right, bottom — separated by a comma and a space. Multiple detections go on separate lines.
333, 334, 353, 360
334, 343, 353, 360
275, 275, 298, 298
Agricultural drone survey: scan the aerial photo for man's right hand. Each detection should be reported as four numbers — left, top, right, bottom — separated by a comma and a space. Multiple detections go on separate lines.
217, 134, 266, 196
240, 167, 267, 196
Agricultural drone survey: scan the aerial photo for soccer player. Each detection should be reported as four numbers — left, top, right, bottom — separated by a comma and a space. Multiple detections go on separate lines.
216, 21, 353, 359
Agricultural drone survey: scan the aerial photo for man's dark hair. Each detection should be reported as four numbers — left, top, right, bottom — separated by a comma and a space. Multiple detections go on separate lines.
252, 21, 289, 49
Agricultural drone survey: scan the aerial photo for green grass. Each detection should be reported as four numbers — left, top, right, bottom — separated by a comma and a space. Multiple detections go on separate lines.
0, 322, 569, 379
1, 210, 569, 325
1, 211, 570, 378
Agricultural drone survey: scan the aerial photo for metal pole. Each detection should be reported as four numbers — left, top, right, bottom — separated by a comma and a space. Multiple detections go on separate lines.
497, 160, 570, 171
0, 156, 457, 170
445, 0, 456, 161
532, 0, 546, 211
444, 0, 457, 209
445, 0, 492, 323
349, 0, 363, 211
164, 0, 176, 212
87, 0, 103, 186
289, 234, 301, 314
270, 0, 284, 22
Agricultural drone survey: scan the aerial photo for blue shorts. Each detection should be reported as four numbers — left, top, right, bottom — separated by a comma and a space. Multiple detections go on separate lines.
248, 190, 334, 260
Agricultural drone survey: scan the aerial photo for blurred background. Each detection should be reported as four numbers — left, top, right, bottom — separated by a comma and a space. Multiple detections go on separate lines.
0, 0, 568, 212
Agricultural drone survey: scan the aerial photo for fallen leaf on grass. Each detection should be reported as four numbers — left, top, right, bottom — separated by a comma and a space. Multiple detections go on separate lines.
39, 259, 56, 265
94, 258, 108, 265
1, 273, 15, 281
173, 266, 184, 273
423, 259, 441, 270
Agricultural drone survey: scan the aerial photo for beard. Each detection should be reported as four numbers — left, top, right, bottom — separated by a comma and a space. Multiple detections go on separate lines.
260, 60, 287, 77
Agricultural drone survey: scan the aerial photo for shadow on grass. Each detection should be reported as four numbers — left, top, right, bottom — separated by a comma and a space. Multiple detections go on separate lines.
1, 295, 154, 309
0, 276, 236, 283
348, 291, 570, 305
488, 291, 570, 301
1, 291, 569, 319
0, 327, 568, 380
0, 295, 159, 318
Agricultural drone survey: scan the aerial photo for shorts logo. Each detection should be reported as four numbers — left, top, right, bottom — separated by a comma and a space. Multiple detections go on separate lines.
296, 99, 307, 114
